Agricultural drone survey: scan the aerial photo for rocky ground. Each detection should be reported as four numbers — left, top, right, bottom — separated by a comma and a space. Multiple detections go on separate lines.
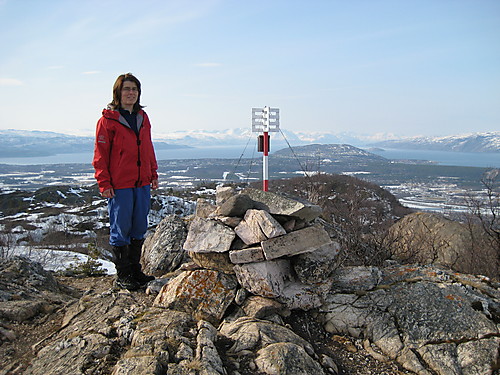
0, 274, 413, 375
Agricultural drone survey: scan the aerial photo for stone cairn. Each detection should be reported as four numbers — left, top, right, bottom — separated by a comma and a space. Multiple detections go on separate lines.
153, 186, 340, 326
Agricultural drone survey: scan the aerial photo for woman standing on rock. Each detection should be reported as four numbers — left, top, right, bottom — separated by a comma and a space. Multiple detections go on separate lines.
92, 73, 157, 291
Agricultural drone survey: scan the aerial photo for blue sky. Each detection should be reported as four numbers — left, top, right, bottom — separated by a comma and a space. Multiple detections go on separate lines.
0, 0, 499, 139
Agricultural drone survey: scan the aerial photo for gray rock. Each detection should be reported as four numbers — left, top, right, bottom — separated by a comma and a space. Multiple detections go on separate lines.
229, 246, 266, 264
242, 188, 322, 221
154, 269, 238, 325
0, 256, 75, 322
142, 215, 188, 276
329, 266, 382, 292
292, 241, 341, 284
27, 291, 146, 375
195, 198, 216, 218
241, 296, 284, 318
278, 282, 322, 311
255, 342, 325, 375
234, 259, 292, 298
320, 264, 500, 375
215, 194, 255, 217
183, 217, 235, 253
261, 225, 331, 260
216, 185, 236, 206
219, 316, 314, 355
234, 209, 286, 246
111, 356, 164, 375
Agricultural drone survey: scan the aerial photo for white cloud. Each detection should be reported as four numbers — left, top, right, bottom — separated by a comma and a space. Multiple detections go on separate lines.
0, 78, 23, 86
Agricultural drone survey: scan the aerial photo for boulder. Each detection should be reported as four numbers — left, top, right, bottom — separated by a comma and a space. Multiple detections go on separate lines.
292, 241, 341, 284
183, 217, 235, 253
255, 342, 326, 375
234, 259, 292, 298
195, 198, 216, 218
388, 212, 494, 276
215, 185, 235, 206
241, 296, 284, 318
242, 188, 322, 222
234, 209, 286, 245
153, 269, 238, 325
218, 316, 314, 355
142, 215, 188, 276
215, 193, 255, 217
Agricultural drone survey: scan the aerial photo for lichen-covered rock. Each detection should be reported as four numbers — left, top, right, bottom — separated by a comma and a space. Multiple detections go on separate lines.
219, 316, 314, 355
320, 264, 500, 375
188, 250, 235, 274
153, 269, 237, 325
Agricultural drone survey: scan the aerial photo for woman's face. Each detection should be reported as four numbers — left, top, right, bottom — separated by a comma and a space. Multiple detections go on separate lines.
120, 80, 139, 111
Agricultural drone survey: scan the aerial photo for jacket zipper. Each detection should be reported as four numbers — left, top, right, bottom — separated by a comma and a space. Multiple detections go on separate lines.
136, 134, 141, 187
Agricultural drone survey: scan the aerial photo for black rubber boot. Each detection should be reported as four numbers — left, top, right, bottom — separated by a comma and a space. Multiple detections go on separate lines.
111, 245, 141, 291
129, 238, 155, 285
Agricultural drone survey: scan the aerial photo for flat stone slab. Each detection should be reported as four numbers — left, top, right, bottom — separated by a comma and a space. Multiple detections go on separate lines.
242, 188, 322, 222
229, 246, 265, 264
261, 225, 331, 260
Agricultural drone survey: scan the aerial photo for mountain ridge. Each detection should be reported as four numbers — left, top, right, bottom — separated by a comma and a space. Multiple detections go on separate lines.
0, 129, 498, 158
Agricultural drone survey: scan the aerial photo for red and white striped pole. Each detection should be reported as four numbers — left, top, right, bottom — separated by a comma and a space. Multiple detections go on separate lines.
263, 130, 269, 191
252, 106, 279, 192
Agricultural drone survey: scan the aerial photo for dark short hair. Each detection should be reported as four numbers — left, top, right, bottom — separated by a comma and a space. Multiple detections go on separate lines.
108, 73, 144, 112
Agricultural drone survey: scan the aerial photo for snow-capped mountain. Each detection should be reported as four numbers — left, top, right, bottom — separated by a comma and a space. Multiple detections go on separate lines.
0, 129, 187, 158
0, 129, 498, 158
368, 132, 500, 153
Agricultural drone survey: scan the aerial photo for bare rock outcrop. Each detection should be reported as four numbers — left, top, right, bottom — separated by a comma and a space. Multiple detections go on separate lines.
0, 256, 77, 323
320, 264, 500, 375
8, 187, 500, 375
388, 212, 497, 277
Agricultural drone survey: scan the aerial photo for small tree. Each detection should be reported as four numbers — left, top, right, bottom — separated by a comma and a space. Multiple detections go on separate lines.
463, 169, 500, 277
63, 242, 107, 277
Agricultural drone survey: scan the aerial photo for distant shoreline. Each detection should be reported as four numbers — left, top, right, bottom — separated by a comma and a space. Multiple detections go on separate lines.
0, 146, 498, 169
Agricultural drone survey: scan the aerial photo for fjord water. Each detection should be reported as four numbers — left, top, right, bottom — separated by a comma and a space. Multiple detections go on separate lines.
0, 146, 498, 168
367, 148, 500, 168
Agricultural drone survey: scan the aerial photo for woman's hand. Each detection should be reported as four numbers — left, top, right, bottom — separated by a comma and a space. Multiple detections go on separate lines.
102, 188, 115, 198
151, 179, 159, 190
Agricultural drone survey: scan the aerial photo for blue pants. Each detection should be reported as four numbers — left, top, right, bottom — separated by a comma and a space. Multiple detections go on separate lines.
108, 186, 151, 247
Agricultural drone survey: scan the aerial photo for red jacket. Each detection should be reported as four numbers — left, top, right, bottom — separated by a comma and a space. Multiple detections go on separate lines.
92, 108, 158, 193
